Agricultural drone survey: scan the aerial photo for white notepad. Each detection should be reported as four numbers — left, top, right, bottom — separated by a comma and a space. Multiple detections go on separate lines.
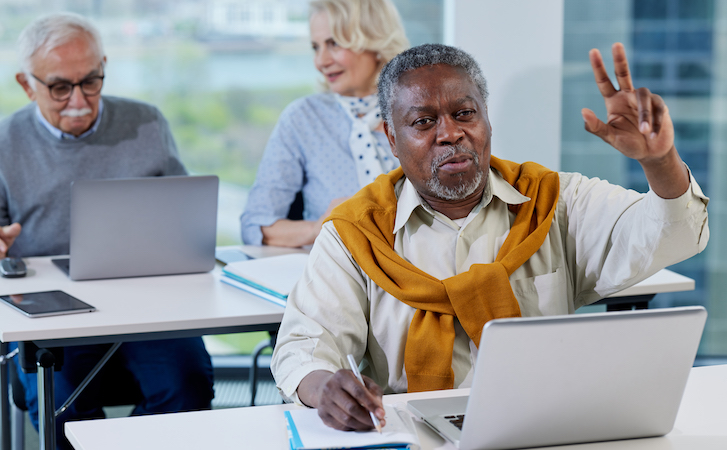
222, 253, 309, 299
284, 404, 420, 450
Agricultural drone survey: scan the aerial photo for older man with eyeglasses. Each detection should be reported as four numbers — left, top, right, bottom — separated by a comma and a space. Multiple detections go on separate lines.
0, 13, 214, 450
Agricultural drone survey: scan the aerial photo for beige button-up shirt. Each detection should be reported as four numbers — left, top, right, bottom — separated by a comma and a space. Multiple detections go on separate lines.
272, 167, 709, 403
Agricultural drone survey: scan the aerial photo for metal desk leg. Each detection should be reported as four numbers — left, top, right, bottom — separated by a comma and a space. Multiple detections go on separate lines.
0, 342, 10, 450
594, 294, 656, 312
36, 349, 56, 450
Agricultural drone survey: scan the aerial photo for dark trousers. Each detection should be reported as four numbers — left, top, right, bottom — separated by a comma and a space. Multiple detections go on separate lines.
13, 337, 214, 450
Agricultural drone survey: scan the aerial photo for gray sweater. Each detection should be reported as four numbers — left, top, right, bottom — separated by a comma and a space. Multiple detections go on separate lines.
0, 96, 186, 257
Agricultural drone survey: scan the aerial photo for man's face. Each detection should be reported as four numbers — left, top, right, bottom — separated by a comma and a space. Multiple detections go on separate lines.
385, 64, 491, 202
16, 35, 105, 137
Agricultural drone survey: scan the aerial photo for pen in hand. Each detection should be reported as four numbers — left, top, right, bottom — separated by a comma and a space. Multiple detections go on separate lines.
346, 354, 382, 433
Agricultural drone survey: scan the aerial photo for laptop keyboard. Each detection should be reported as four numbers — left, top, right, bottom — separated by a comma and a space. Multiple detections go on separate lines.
445, 414, 465, 430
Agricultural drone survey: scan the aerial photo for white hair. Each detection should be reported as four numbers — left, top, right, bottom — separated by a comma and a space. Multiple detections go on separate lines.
18, 13, 105, 87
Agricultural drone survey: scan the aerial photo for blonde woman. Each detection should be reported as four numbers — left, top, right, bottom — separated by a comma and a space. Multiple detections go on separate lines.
241, 0, 409, 247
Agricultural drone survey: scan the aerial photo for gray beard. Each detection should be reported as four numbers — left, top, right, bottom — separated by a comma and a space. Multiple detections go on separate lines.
425, 145, 484, 201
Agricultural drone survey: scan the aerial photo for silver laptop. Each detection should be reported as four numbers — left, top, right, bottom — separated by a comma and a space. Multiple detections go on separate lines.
407, 306, 707, 450
53, 175, 218, 281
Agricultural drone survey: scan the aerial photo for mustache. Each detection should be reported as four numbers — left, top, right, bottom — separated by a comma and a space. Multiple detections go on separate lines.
60, 108, 92, 117
430, 145, 480, 174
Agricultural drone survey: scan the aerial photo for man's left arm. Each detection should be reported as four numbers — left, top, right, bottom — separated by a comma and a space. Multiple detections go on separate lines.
561, 168, 708, 305
581, 42, 689, 199
0, 176, 21, 257
155, 108, 187, 176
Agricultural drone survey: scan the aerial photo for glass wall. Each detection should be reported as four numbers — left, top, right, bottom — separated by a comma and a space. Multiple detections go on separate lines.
562, 0, 725, 358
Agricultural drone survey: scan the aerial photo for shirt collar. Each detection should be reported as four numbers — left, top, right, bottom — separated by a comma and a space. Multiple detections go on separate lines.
35, 98, 104, 140
393, 167, 531, 234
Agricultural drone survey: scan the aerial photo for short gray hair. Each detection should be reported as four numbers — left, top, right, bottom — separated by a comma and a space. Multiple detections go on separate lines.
18, 13, 104, 79
378, 44, 488, 132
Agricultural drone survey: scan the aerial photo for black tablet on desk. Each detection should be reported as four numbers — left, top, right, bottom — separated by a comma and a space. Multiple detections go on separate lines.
0, 290, 96, 318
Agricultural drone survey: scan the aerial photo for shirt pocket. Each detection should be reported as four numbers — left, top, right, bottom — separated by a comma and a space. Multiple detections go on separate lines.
510, 267, 570, 316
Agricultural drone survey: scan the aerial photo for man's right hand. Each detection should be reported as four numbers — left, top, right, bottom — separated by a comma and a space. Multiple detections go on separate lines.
297, 369, 386, 431
0, 223, 21, 258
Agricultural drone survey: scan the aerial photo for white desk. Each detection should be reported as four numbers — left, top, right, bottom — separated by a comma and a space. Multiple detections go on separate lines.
593, 268, 694, 311
65, 364, 727, 450
0, 253, 286, 450
608, 269, 694, 298
0, 250, 696, 450
0, 254, 692, 346
0, 256, 284, 346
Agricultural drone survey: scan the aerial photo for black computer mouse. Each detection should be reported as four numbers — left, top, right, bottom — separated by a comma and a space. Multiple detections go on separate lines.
0, 257, 27, 278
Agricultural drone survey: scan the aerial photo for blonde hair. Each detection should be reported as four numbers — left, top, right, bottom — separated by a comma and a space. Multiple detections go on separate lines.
309, 0, 409, 68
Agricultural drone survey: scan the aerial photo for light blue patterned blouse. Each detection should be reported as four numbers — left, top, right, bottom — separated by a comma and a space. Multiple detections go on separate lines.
240, 92, 398, 245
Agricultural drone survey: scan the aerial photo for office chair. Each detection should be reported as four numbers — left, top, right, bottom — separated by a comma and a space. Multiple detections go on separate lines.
9, 350, 143, 450
287, 190, 305, 221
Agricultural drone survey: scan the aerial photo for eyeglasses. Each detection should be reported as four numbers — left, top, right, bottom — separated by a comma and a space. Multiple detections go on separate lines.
30, 73, 105, 101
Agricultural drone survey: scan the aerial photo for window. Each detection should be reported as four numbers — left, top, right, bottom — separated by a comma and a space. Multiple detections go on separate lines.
633, 62, 664, 78
563, 0, 724, 359
0, 0, 443, 247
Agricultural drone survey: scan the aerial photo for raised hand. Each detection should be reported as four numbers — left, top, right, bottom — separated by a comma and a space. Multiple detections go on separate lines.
581, 42, 688, 198
581, 42, 673, 162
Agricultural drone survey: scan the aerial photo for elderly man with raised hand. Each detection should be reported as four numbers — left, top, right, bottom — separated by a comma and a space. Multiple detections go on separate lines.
0, 13, 214, 450
271, 43, 709, 432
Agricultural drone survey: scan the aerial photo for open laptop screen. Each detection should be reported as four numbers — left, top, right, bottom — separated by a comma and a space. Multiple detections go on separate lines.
408, 306, 707, 450
59, 175, 218, 281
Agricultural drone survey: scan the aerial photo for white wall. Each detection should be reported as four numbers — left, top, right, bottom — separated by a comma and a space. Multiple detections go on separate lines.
444, 0, 564, 170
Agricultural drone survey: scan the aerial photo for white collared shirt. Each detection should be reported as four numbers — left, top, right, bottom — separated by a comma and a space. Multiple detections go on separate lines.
35, 98, 104, 140
272, 167, 709, 403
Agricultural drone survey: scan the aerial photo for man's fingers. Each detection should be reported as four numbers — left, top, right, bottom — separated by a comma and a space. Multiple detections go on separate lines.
612, 42, 634, 92
318, 401, 370, 431
318, 370, 384, 431
338, 372, 382, 426
651, 94, 666, 137
581, 108, 612, 144
363, 376, 385, 419
1, 223, 21, 238
636, 88, 653, 135
589, 48, 617, 98
0, 223, 22, 258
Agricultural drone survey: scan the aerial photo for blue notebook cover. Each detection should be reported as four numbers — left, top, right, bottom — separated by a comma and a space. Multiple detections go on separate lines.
220, 274, 287, 307
221, 270, 288, 300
